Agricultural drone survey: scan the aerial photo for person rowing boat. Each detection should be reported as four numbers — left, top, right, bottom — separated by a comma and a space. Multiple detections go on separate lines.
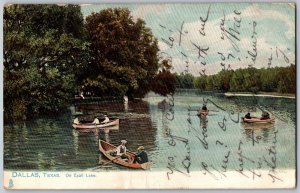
92, 116, 100, 124
242, 111, 274, 124
260, 111, 270, 120
98, 140, 151, 169
245, 112, 251, 119
197, 104, 209, 116
73, 117, 80, 125
101, 115, 110, 124
133, 146, 148, 164
110, 140, 131, 161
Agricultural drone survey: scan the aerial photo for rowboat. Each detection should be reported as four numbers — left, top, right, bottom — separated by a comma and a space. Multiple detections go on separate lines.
242, 117, 275, 124
197, 110, 209, 116
99, 140, 151, 170
72, 119, 119, 130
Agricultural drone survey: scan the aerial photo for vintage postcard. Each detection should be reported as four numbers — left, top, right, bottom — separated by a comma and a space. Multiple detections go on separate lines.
3, 3, 296, 189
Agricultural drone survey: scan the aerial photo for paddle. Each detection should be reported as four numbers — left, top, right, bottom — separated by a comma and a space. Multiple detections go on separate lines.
101, 155, 121, 166
190, 109, 219, 112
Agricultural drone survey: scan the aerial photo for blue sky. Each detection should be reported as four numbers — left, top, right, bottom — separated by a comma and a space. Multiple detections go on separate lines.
81, 3, 295, 75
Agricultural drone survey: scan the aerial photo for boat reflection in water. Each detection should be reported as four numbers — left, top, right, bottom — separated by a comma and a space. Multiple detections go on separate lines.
103, 125, 120, 134
241, 122, 275, 143
200, 115, 208, 128
75, 128, 99, 135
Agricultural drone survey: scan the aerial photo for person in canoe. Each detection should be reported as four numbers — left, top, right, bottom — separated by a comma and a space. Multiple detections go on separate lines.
260, 111, 270, 120
197, 104, 209, 116
92, 116, 100, 125
245, 112, 251, 119
110, 140, 131, 161
101, 115, 110, 124
133, 146, 148, 164
73, 117, 80, 125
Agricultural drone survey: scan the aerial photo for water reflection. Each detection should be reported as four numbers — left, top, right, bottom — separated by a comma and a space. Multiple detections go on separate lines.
103, 131, 110, 143
199, 116, 208, 128
158, 99, 171, 138
241, 122, 275, 143
99, 117, 156, 153
4, 93, 295, 171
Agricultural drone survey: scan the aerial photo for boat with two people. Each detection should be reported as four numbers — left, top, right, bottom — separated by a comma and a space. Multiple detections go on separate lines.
99, 140, 151, 170
73, 116, 119, 130
242, 111, 275, 124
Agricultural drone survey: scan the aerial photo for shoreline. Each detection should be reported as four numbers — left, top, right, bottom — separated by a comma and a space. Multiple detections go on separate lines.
224, 92, 295, 99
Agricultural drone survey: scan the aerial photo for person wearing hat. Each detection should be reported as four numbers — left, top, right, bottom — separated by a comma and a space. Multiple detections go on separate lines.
92, 116, 100, 124
133, 146, 148, 164
73, 117, 80, 125
260, 111, 270, 120
245, 112, 251, 119
101, 115, 110, 124
115, 140, 130, 160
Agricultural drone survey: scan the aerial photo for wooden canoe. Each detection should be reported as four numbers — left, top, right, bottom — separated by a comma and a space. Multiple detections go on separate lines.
72, 119, 119, 130
99, 140, 151, 170
242, 117, 275, 124
197, 110, 209, 116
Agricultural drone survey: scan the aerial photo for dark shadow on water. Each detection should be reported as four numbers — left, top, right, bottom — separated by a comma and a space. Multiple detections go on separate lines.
4, 100, 156, 171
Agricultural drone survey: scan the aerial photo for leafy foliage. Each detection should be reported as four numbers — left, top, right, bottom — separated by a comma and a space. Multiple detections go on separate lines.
176, 73, 195, 89
83, 8, 160, 98
194, 66, 295, 94
4, 6, 174, 121
4, 5, 90, 121
151, 60, 176, 96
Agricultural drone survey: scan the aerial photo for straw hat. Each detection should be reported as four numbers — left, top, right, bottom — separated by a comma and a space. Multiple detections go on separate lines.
137, 146, 145, 151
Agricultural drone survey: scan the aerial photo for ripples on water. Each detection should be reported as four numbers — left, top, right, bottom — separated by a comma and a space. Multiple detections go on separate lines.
4, 92, 296, 172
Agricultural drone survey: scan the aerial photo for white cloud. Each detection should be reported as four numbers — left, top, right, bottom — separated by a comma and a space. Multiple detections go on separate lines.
157, 4, 294, 75
131, 4, 170, 20
240, 4, 295, 39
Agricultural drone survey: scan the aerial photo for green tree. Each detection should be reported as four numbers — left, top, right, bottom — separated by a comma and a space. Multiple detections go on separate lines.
229, 69, 245, 92
243, 68, 261, 93
4, 4, 89, 121
84, 8, 159, 99
176, 73, 195, 89
260, 68, 278, 92
194, 75, 207, 90
151, 59, 176, 96
277, 65, 295, 93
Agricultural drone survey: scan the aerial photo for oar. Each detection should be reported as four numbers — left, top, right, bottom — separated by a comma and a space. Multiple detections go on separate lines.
190, 109, 219, 112
194, 115, 217, 117
101, 156, 121, 166
209, 110, 219, 112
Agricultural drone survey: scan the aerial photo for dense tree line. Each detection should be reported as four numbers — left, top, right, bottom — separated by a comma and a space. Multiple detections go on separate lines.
191, 65, 295, 93
4, 5, 90, 121
4, 5, 175, 121
4, 5, 294, 121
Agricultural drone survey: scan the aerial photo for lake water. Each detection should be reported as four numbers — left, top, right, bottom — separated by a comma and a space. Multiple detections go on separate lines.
4, 91, 296, 174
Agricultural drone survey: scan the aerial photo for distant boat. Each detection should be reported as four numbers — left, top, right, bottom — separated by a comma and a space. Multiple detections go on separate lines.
73, 119, 119, 130
197, 110, 209, 116
99, 140, 151, 170
242, 117, 275, 124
